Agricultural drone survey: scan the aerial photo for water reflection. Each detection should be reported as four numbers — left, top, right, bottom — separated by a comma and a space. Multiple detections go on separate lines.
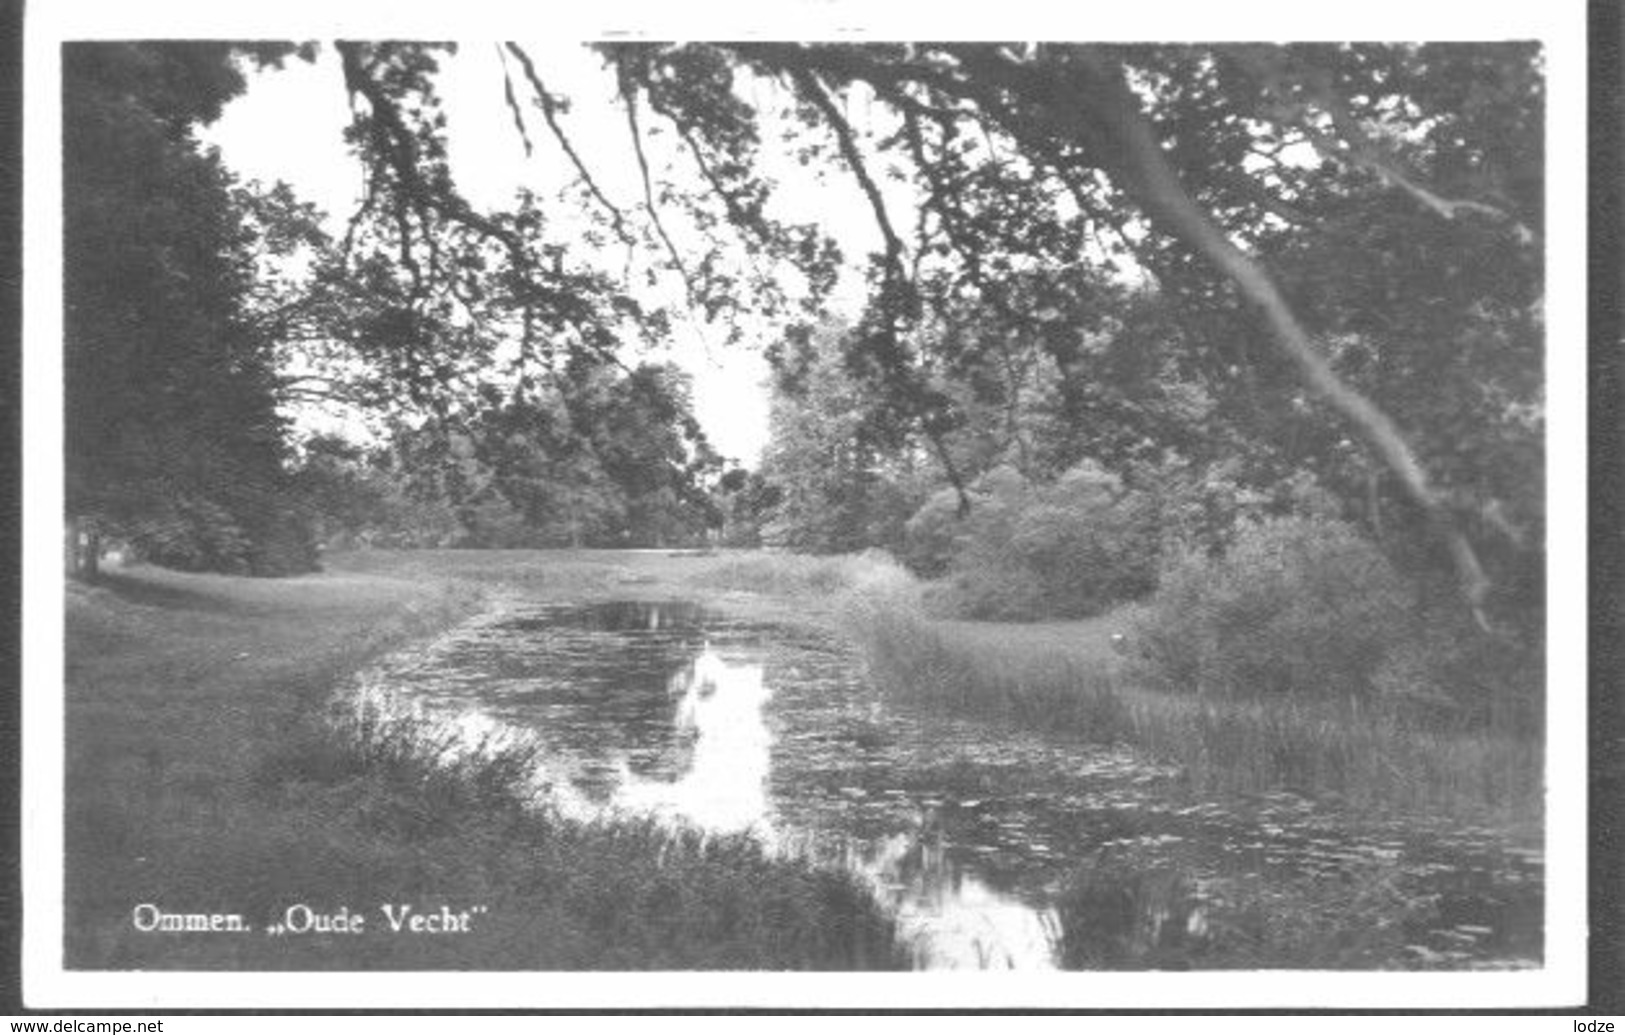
354, 598, 1542, 971
614, 644, 1061, 968
616, 647, 774, 836
857, 829, 1061, 969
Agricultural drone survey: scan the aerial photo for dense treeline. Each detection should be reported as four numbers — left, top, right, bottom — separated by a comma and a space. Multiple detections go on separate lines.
296, 360, 724, 549
756, 301, 1540, 724
63, 42, 321, 575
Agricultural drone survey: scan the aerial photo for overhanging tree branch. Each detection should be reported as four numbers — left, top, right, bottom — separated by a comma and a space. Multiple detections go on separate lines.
784, 65, 910, 307
1058, 47, 1496, 623
504, 43, 639, 251
1227, 46, 1537, 244
615, 68, 700, 307
495, 44, 534, 156
338, 42, 638, 373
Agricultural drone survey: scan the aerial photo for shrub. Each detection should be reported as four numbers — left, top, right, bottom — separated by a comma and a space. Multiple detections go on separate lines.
244, 507, 322, 576
1057, 855, 1445, 970
456, 494, 540, 549
897, 484, 964, 578
907, 463, 1160, 620
1131, 514, 1412, 701
1371, 603, 1545, 737
128, 496, 254, 574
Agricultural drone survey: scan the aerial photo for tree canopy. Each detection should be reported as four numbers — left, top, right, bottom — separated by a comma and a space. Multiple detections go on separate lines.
62, 40, 1543, 640
319, 41, 1541, 625
64, 41, 323, 574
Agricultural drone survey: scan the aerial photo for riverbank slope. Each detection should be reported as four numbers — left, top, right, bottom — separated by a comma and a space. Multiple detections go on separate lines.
62, 547, 1542, 972
63, 551, 904, 970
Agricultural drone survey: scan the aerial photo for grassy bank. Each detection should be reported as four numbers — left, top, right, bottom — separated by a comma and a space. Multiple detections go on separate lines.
65, 555, 903, 969
1053, 852, 1470, 970
827, 561, 1541, 825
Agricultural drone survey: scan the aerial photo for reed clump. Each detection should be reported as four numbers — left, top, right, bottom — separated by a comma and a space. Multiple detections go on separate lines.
842, 592, 1541, 822
1056, 853, 1450, 970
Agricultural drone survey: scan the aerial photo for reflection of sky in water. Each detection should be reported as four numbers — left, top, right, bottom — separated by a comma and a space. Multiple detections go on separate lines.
350, 599, 1543, 971
616, 648, 775, 836
613, 643, 1059, 968
857, 830, 1061, 969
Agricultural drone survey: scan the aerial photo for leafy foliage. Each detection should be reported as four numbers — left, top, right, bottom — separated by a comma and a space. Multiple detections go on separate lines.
292, 362, 723, 549
67, 40, 1544, 686
758, 323, 933, 554
64, 42, 319, 575
905, 463, 1160, 620
1130, 515, 1414, 702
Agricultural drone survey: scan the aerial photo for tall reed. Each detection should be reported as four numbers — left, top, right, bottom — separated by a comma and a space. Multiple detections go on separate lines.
843, 596, 1541, 822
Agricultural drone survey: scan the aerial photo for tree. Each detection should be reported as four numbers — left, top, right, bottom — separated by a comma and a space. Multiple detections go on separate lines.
712, 467, 782, 547
324, 41, 1540, 628
64, 42, 322, 576
298, 360, 723, 549
758, 323, 931, 553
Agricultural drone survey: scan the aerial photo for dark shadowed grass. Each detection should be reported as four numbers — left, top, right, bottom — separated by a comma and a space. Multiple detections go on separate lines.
81, 708, 904, 970
1055, 853, 1459, 970
843, 594, 1542, 824
65, 559, 905, 970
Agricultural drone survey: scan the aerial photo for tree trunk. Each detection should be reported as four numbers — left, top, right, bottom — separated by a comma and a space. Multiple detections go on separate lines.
67, 516, 101, 581
1068, 52, 1493, 625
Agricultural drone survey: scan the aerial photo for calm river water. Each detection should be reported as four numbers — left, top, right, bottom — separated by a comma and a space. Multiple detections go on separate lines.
355, 598, 1543, 970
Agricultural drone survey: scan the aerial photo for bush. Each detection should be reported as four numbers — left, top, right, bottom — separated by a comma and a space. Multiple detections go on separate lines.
128, 496, 254, 574
244, 507, 322, 576
906, 463, 1160, 620
456, 495, 540, 549
1057, 854, 1445, 970
1131, 515, 1412, 701
1371, 603, 1545, 737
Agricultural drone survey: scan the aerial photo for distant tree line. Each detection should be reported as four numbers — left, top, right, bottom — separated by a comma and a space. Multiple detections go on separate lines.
295, 360, 726, 549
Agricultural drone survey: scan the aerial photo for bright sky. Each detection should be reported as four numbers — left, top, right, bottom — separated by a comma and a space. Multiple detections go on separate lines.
202, 42, 887, 466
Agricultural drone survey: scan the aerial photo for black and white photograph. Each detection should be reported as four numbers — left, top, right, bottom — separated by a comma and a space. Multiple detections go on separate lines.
19, 0, 1591, 1012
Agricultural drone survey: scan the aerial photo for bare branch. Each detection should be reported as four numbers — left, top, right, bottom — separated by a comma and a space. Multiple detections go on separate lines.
1061, 47, 1496, 623
503, 43, 638, 249
641, 86, 774, 252
274, 374, 373, 407
615, 69, 700, 307
340, 162, 382, 261
495, 44, 534, 157
1229, 47, 1536, 244
785, 65, 910, 303
337, 44, 643, 373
